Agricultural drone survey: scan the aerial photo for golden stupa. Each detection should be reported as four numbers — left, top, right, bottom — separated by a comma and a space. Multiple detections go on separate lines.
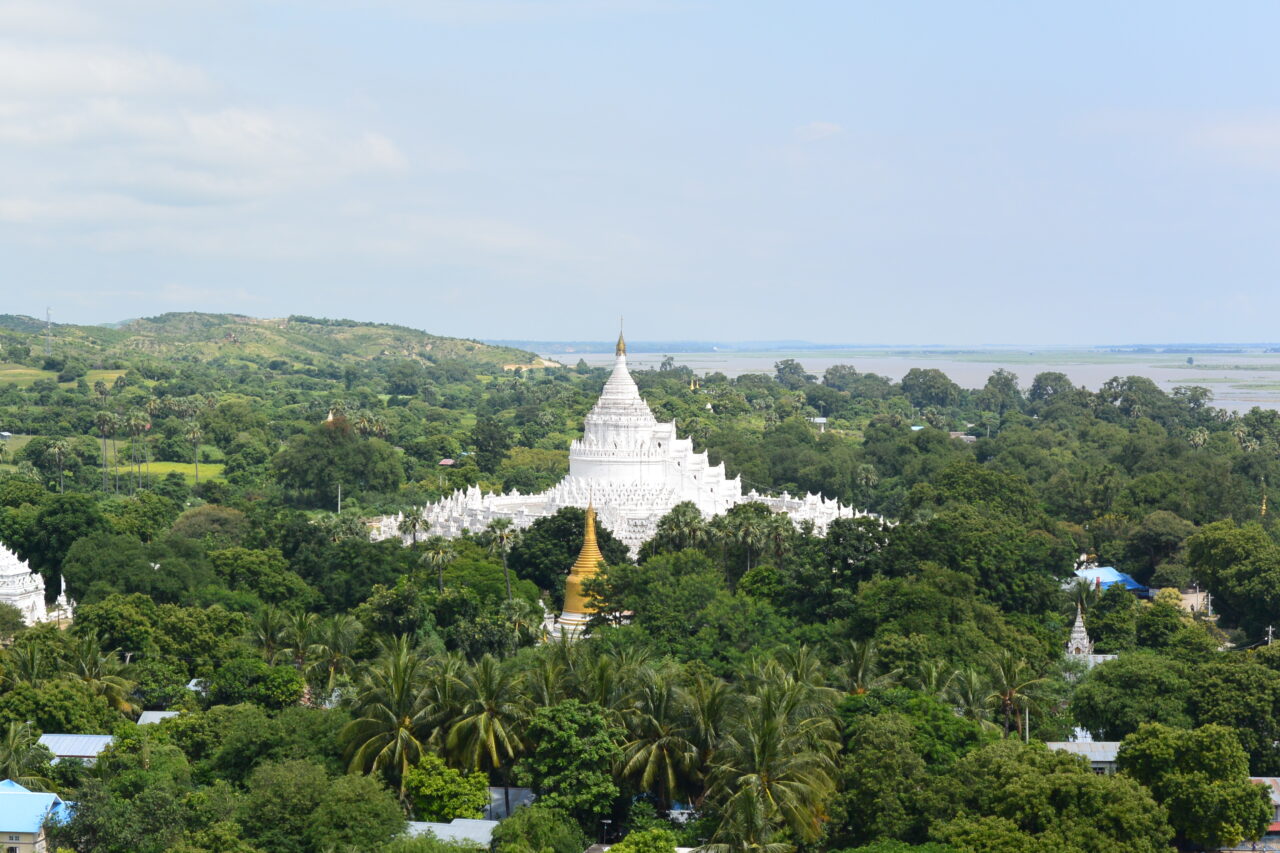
558, 503, 606, 636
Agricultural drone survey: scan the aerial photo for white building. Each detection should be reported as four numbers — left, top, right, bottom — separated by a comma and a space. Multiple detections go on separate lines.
1064, 606, 1117, 670
0, 545, 52, 627
374, 332, 868, 556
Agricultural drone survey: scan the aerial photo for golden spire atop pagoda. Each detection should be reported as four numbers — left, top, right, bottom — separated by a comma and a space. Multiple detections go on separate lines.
558, 503, 606, 635
616, 329, 626, 357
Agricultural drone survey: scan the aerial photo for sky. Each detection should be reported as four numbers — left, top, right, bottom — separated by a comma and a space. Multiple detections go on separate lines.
3, 0, 1280, 345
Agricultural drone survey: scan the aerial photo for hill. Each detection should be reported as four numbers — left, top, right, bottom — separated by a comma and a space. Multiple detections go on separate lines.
0, 312, 548, 380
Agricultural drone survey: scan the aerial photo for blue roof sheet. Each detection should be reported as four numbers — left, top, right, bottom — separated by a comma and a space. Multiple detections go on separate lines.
1075, 566, 1146, 592
0, 782, 63, 834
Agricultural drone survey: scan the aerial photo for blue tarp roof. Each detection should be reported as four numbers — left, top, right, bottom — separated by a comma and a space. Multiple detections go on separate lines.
1075, 566, 1147, 592
0, 780, 65, 834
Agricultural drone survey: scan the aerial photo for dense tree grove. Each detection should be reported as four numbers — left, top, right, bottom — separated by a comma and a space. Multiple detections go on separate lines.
0, 315, 1276, 851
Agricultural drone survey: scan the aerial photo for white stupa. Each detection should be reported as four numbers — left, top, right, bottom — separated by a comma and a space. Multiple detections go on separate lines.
0, 544, 52, 626
374, 331, 868, 555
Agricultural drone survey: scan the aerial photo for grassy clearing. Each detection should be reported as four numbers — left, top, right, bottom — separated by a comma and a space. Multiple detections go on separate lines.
0, 366, 53, 387
0, 366, 130, 388
144, 461, 226, 484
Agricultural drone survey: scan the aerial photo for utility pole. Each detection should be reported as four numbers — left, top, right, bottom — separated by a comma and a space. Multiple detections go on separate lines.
337, 482, 342, 514
1268, 625, 1274, 646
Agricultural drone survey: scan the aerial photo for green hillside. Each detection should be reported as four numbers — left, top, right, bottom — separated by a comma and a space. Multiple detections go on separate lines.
0, 312, 549, 381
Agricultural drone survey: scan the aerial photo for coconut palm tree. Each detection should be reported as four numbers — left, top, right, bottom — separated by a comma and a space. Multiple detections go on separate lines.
247, 606, 287, 663
341, 636, 435, 800
524, 654, 567, 710
307, 613, 363, 697
422, 537, 455, 594
683, 672, 735, 796
279, 610, 318, 673
948, 667, 999, 731
907, 659, 957, 701
620, 668, 697, 811
833, 639, 899, 695
2, 643, 54, 689
63, 633, 138, 715
985, 651, 1048, 737
703, 680, 837, 847
0, 722, 54, 792
447, 654, 526, 817
486, 518, 518, 601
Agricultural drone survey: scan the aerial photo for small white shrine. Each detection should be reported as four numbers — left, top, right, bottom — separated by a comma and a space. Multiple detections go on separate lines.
0, 544, 58, 626
374, 331, 871, 555
1065, 606, 1116, 670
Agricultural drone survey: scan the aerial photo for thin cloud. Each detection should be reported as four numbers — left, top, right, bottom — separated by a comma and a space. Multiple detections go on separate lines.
795, 121, 843, 142
1192, 116, 1280, 172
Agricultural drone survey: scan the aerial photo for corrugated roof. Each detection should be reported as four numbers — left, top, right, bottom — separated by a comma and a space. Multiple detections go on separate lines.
0, 783, 64, 834
1252, 777, 1280, 806
407, 818, 498, 846
1046, 741, 1121, 762
137, 711, 179, 725
37, 734, 114, 758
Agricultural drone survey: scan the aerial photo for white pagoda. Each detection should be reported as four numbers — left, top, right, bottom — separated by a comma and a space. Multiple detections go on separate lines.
375, 331, 867, 556
0, 544, 53, 626
1065, 606, 1116, 670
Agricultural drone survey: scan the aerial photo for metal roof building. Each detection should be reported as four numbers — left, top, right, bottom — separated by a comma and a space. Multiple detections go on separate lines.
406, 818, 498, 847
38, 734, 114, 764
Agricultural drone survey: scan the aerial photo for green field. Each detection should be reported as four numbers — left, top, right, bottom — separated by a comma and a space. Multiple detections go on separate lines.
137, 461, 225, 484
0, 365, 129, 388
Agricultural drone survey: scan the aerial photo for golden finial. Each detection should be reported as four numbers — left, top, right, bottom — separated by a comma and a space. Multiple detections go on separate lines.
616, 319, 626, 356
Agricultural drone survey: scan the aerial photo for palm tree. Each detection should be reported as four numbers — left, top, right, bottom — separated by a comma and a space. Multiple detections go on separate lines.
248, 606, 287, 663
734, 514, 768, 574
308, 613, 364, 696
703, 681, 837, 848
398, 510, 427, 546
0, 722, 54, 791
126, 411, 147, 492
683, 672, 735, 795
2, 643, 54, 689
63, 633, 138, 715
620, 668, 697, 811
833, 639, 899, 695
985, 651, 1048, 737
446, 654, 527, 815
1067, 578, 1099, 614
948, 667, 998, 731
94, 411, 113, 492
185, 422, 204, 486
422, 537, 456, 594
764, 513, 796, 569
656, 502, 707, 551
49, 438, 71, 493
341, 636, 435, 800
524, 654, 567, 710
280, 610, 318, 673
486, 518, 518, 601
145, 397, 162, 481
908, 659, 957, 701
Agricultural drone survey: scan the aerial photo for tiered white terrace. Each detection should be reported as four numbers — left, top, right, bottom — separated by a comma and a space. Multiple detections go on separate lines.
374, 332, 866, 556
